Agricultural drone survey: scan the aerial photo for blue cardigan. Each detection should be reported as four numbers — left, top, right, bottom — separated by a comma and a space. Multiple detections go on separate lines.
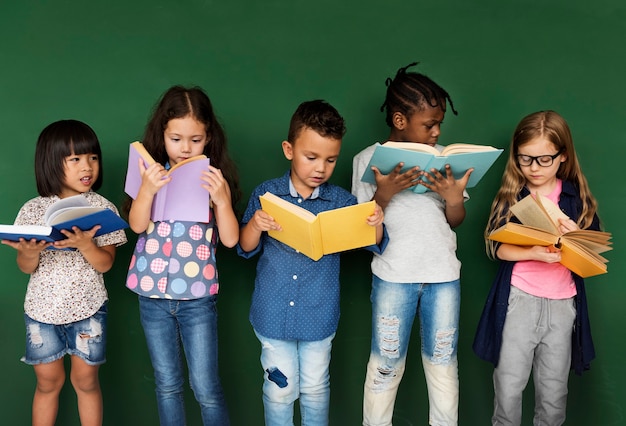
472, 181, 599, 375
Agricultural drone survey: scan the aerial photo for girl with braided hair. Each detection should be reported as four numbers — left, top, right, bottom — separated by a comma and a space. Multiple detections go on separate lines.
352, 62, 471, 425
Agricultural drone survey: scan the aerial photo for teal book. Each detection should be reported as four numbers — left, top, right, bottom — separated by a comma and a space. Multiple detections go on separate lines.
0, 195, 128, 243
360, 141, 504, 194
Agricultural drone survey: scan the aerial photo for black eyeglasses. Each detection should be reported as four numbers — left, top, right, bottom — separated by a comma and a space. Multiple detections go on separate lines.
516, 150, 563, 167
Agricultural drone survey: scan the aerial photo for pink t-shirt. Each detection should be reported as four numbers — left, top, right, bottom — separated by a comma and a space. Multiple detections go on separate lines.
510, 180, 576, 299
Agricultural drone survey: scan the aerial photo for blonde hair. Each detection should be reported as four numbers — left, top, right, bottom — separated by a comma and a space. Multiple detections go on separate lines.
485, 110, 598, 258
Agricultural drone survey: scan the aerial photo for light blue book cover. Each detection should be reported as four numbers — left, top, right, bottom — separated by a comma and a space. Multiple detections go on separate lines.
361, 142, 503, 193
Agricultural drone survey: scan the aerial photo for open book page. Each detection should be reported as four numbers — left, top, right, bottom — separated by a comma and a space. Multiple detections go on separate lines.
382, 141, 500, 156
509, 194, 562, 234
44, 194, 91, 223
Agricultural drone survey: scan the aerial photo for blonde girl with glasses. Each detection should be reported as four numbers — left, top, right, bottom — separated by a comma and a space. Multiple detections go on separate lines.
473, 110, 602, 425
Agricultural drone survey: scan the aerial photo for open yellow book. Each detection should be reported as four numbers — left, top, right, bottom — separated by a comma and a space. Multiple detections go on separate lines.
488, 194, 612, 278
259, 192, 377, 261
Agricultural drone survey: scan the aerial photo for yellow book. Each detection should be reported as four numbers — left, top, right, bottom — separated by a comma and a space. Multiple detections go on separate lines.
259, 192, 377, 261
488, 194, 612, 278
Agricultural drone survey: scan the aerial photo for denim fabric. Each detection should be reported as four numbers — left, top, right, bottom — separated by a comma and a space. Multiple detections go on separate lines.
255, 330, 334, 426
238, 171, 386, 341
493, 286, 575, 426
22, 303, 107, 366
363, 276, 460, 426
139, 296, 229, 426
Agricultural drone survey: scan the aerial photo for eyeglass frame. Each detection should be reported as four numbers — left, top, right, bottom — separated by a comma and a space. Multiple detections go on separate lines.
516, 149, 563, 167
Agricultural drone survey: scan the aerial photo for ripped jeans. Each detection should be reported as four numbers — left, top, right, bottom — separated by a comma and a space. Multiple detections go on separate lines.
363, 276, 460, 426
254, 330, 334, 426
22, 303, 107, 366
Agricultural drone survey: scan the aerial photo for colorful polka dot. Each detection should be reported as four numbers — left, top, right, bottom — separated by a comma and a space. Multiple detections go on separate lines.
171, 278, 188, 294
176, 241, 193, 257
135, 237, 146, 254
209, 283, 219, 295
203, 264, 216, 280
150, 258, 167, 274
173, 222, 186, 237
157, 277, 168, 293
146, 238, 160, 255
184, 261, 200, 278
189, 224, 203, 240
136, 256, 148, 272
126, 273, 138, 289
140, 276, 154, 292
168, 258, 180, 274
196, 244, 210, 260
157, 222, 171, 237
190, 281, 206, 297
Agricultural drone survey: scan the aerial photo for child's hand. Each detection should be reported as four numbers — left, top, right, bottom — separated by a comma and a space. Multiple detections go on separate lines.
1, 238, 51, 254
140, 160, 171, 196
367, 203, 384, 227
557, 217, 579, 234
530, 245, 562, 263
373, 163, 421, 193
201, 165, 231, 207
421, 165, 472, 201
251, 209, 282, 233
53, 225, 100, 251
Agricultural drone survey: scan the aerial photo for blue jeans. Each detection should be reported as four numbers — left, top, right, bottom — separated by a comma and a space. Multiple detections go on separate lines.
254, 330, 334, 426
363, 276, 460, 426
139, 296, 229, 426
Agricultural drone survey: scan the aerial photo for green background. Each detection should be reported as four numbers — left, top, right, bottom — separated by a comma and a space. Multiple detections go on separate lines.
1, 1, 624, 424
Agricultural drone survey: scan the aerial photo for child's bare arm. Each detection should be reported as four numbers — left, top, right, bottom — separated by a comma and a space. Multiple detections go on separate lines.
496, 243, 562, 263
421, 165, 471, 228
239, 209, 280, 252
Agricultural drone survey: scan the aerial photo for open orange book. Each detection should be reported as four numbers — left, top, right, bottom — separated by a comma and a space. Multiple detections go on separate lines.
259, 192, 377, 261
488, 194, 612, 278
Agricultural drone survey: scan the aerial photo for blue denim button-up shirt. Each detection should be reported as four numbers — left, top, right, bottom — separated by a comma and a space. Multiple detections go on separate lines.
238, 171, 387, 341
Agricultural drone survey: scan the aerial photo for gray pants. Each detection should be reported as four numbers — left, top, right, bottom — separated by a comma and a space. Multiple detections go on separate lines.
492, 285, 576, 426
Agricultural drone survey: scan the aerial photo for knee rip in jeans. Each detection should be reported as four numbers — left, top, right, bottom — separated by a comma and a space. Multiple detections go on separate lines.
372, 364, 398, 391
376, 315, 400, 359
76, 317, 103, 355
432, 328, 455, 364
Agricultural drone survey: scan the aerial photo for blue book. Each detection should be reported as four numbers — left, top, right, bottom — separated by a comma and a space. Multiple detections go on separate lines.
361, 142, 504, 193
0, 195, 128, 243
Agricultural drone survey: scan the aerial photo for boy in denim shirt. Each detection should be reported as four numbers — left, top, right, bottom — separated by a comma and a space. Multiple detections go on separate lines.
238, 100, 386, 425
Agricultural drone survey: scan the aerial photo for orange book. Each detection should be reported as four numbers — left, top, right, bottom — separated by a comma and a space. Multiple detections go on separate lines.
259, 192, 377, 261
488, 194, 612, 278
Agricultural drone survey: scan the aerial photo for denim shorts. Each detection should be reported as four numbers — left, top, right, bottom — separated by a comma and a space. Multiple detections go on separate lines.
21, 303, 108, 366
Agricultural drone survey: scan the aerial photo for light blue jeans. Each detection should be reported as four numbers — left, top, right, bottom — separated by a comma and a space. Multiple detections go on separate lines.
363, 276, 460, 426
493, 285, 575, 426
254, 330, 335, 426
139, 296, 229, 426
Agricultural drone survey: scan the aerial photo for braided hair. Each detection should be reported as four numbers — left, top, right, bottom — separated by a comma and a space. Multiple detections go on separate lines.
380, 62, 457, 127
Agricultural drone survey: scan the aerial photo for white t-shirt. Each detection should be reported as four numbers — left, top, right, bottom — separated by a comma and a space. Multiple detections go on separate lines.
351, 142, 465, 283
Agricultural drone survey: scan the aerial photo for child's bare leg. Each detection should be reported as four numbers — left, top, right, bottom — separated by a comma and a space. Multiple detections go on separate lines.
70, 355, 102, 426
32, 358, 65, 426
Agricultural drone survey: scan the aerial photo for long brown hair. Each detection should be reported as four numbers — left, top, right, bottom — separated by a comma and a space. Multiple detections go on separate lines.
485, 110, 598, 258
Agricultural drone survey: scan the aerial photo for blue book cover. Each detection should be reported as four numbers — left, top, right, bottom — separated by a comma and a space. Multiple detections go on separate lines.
361, 142, 503, 193
0, 196, 128, 243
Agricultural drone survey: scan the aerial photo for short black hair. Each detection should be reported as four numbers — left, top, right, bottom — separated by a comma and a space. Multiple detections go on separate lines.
287, 100, 346, 143
381, 62, 457, 127
34, 119, 103, 197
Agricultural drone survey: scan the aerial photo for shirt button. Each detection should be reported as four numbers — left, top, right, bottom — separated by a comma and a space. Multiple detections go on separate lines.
297, 198, 303, 203
292, 275, 297, 280
289, 301, 295, 306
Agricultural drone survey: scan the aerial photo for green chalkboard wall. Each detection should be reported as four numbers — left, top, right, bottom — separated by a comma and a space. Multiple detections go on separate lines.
1, 1, 624, 424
